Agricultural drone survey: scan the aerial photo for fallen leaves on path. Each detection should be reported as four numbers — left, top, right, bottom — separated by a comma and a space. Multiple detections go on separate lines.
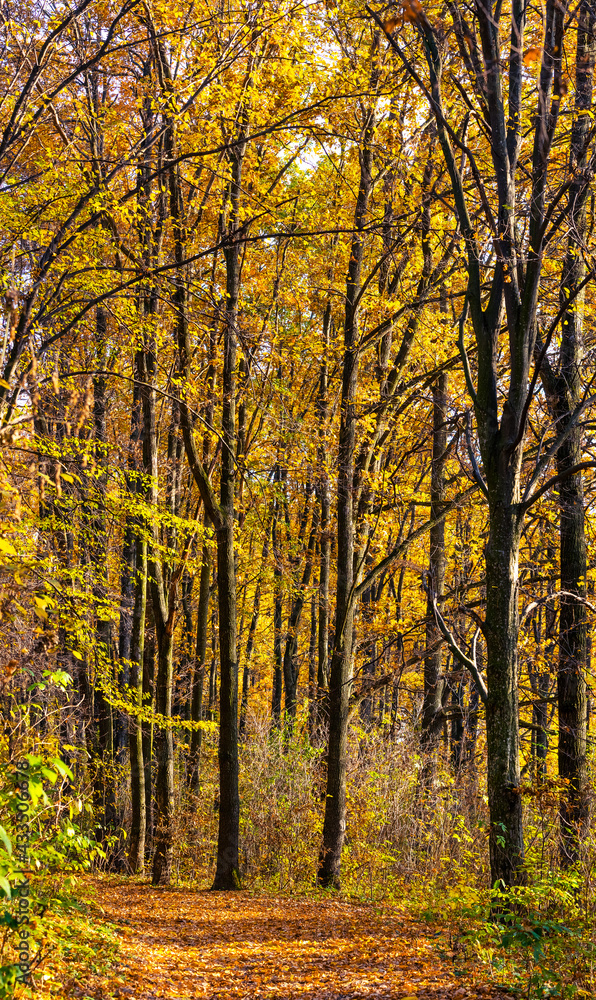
63, 877, 512, 1000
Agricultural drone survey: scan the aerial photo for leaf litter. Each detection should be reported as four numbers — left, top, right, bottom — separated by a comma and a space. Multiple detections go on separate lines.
62, 876, 514, 1000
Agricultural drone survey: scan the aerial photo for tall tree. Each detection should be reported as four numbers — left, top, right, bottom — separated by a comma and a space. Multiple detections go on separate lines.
370, 0, 596, 887
536, 0, 596, 864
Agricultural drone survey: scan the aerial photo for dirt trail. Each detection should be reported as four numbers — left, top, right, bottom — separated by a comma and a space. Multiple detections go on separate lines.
67, 877, 512, 1000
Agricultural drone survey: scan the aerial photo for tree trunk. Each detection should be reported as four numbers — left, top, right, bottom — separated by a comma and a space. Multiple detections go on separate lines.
376, 0, 577, 890
318, 117, 374, 888
271, 475, 284, 728
554, 0, 595, 863
533, 0, 595, 863
187, 534, 211, 790
239, 507, 272, 739
450, 681, 464, 773
316, 303, 332, 730
308, 586, 318, 737
283, 501, 319, 724
484, 498, 524, 887
421, 372, 448, 775
209, 127, 247, 891
92, 306, 118, 851
128, 534, 147, 873
151, 614, 175, 885
140, 331, 177, 887
557, 410, 589, 863
142, 631, 155, 858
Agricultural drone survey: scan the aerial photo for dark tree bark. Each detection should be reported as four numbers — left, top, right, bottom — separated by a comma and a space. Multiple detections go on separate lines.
209, 133, 244, 888
308, 585, 318, 737
141, 347, 177, 887
370, 0, 592, 887
128, 529, 147, 874
271, 466, 284, 729
316, 302, 332, 727
128, 357, 148, 873
175, 131, 245, 890
187, 533, 211, 790
421, 372, 448, 772
187, 300, 216, 782
283, 498, 320, 724
148, 18, 247, 888
317, 37, 449, 887
208, 617, 218, 720
450, 681, 464, 773
118, 521, 135, 705
318, 90, 375, 888
92, 306, 118, 849
535, 0, 596, 863
359, 585, 376, 728
150, 600, 175, 886
239, 506, 273, 738
142, 629, 155, 858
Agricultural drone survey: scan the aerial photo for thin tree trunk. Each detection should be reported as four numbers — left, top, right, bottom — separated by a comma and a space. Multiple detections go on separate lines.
535, 0, 595, 864
378, 0, 574, 889
555, 0, 594, 862
308, 585, 318, 737
421, 372, 448, 775
128, 357, 147, 873
317, 303, 332, 728
187, 533, 211, 790
239, 506, 273, 738
170, 61, 247, 887
450, 681, 464, 773
283, 500, 319, 724
271, 473, 284, 727
140, 328, 176, 887
142, 630, 155, 858
318, 99, 374, 888
92, 305, 118, 850
128, 534, 147, 873
151, 611, 175, 885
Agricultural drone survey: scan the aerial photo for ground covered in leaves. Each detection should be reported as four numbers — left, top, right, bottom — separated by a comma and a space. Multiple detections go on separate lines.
55, 876, 514, 1000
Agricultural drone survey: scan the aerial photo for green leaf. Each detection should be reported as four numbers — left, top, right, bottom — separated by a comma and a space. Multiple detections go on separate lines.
0, 878, 11, 900
26, 776, 45, 806
0, 828, 11, 858
51, 758, 74, 781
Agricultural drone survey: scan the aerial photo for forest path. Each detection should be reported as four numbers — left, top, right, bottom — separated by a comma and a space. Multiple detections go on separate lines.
70, 876, 512, 1000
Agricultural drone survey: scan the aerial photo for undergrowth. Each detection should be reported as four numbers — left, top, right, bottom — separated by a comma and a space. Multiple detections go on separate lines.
11, 877, 120, 999
3, 708, 596, 999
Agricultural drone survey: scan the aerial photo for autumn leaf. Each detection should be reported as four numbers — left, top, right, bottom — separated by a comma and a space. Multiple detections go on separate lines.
523, 46, 541, 65
53, 876, 501, 1000
403, 0, 425, 24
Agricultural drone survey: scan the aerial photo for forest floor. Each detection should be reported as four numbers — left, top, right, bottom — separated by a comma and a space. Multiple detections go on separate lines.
55, 875, 515, 1000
